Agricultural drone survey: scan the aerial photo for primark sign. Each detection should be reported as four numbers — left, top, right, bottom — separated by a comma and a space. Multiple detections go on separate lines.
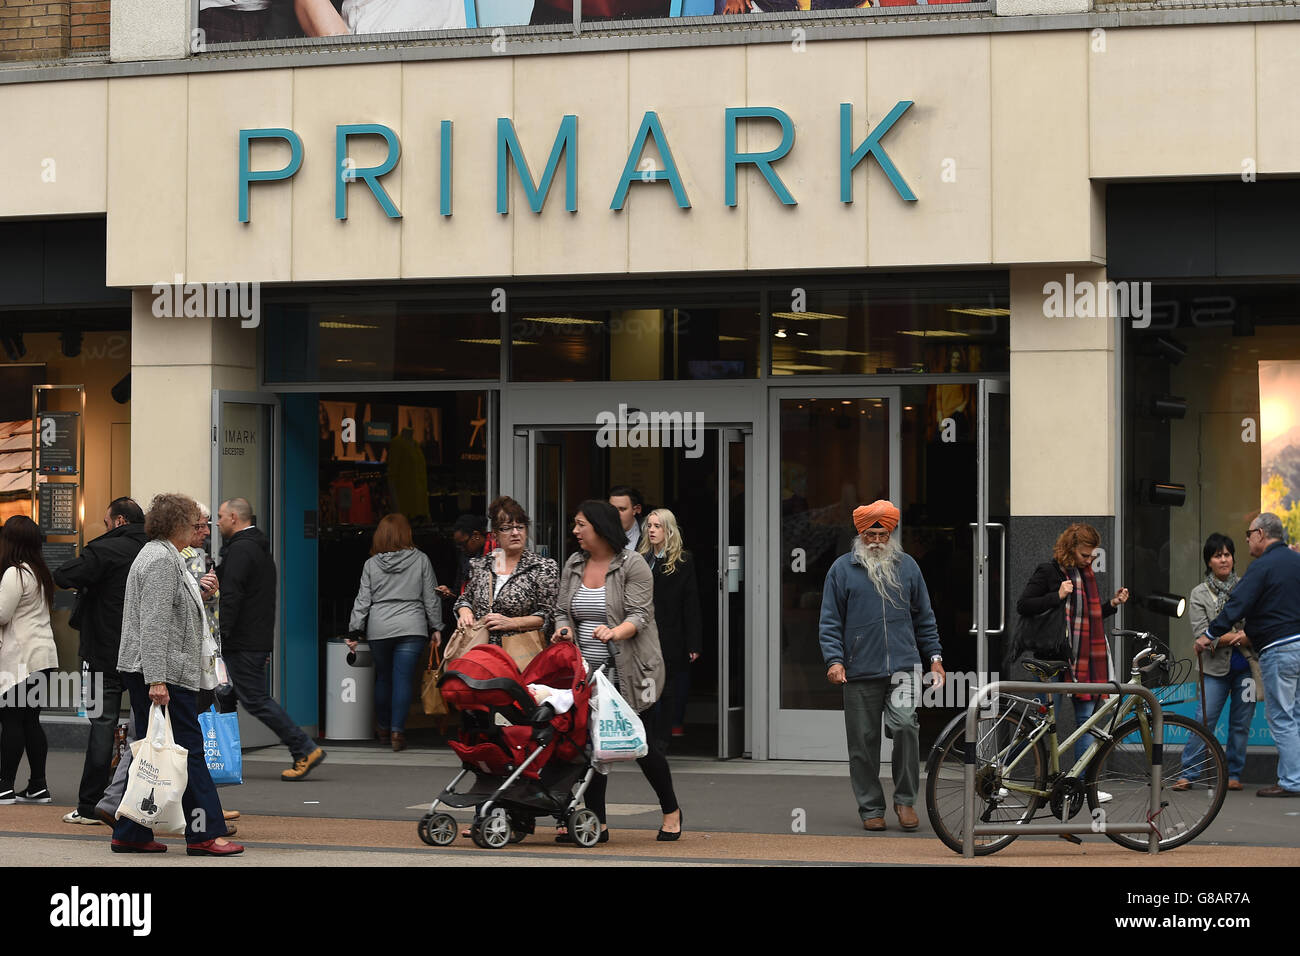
237, 102, 917, 222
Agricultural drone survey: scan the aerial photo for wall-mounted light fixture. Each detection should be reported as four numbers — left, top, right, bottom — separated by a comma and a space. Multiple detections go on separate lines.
1148, 481, 1187, 507
1142, 591, 1187, 618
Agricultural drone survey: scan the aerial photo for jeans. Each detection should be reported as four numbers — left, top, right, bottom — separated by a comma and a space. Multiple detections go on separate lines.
223, 650, 315, 760
1036, 677, 1099, 765
369, 636, 425, 734
1179, 669, 1255, 781
77, 668, 126, 816
112, 672, 228, 845
843, 673, 919, 819
1259, 641, 1300, 791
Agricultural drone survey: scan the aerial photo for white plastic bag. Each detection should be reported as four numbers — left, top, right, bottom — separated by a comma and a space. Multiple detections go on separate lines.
116, 703, 188, 834
590, 669, 649, 765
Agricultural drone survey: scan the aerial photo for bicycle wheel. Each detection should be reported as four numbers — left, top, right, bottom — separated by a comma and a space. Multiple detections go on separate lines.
1086, 713, 1227, 851
925, 706, 1048, 855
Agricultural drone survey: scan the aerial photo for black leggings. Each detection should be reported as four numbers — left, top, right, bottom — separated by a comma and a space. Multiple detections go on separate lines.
0, 703, 48, 790
585, 704, 678, 825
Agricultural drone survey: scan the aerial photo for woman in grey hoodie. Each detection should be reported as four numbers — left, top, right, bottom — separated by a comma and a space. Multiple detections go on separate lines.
347, 514, 442, 751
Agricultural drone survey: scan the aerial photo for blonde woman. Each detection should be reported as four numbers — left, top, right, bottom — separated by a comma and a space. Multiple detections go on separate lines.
638, 509, 703, 750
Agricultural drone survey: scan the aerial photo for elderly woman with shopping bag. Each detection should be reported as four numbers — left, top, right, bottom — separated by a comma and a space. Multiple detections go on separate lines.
111, 492, 243, 857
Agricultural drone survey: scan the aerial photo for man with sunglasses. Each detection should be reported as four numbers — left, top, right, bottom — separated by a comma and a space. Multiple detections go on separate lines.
1205, 513, 1300, 797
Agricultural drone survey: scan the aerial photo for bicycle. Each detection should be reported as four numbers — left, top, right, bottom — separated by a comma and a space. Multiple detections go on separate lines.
924, 629, 1228, 855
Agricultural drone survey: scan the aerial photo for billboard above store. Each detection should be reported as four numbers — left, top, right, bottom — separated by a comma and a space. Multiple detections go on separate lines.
196, 0, 980, 46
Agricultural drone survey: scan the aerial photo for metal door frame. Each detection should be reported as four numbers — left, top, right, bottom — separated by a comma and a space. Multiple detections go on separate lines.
766, 386, 901, 760
973, 379, 1009, 678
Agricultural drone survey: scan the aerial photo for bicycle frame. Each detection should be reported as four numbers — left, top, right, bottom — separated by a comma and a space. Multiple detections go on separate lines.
989, 646, 1163, 800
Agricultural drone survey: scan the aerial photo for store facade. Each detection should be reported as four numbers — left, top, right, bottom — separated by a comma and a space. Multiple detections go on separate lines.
3, 9, 1298, 763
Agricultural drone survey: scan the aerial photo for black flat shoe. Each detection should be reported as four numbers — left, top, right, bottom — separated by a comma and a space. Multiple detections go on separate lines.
657, 809, 683, 842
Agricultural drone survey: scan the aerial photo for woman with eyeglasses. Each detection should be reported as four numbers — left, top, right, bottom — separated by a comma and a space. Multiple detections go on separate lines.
453, 496, 559, 649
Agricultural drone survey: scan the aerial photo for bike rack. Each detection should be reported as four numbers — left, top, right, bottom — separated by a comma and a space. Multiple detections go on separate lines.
961, 680, 1164, 858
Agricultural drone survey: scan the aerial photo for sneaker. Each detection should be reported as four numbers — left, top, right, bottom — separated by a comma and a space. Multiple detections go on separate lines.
16, 785, 52, 804
0, 788, 14, 805
62, 809, 103, 825
281, 747, 326, 781
1097, 790, 1113, 804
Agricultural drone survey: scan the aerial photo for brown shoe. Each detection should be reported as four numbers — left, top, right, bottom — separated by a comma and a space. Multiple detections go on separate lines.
377, 729, 391, 743
1227, 779, 1244, 791
282, 747, 327, 781
391, 732, 406, 753
894, 804, 919, 831
222, 809, 240, 821
863, 817, 886, 831
1170, 778, 1192, 791
1257, 784, 1300, 798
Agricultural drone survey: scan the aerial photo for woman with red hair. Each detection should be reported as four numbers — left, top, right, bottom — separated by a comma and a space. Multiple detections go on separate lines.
1016, 523, 1130, 762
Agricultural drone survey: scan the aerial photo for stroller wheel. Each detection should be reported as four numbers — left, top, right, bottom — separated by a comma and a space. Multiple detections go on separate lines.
427, 813, 457, 847
417, 814, 435, 846
568, 809, 602, 848
475, 808, 512, 850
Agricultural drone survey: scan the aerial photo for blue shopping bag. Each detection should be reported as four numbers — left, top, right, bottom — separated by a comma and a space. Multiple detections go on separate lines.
198, 705, 243, 786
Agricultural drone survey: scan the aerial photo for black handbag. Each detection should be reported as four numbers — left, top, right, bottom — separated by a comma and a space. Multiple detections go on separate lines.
1004, 592, 1071, 680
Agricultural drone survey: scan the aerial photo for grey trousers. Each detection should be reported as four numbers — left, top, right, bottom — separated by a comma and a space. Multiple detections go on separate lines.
843, 673, 920, 819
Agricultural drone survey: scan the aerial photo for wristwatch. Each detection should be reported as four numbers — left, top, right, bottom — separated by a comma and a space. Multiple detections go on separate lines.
930, 655, 943, 664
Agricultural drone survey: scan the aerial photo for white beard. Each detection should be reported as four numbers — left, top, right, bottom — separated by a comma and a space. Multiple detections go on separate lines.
852, 536, 904, 606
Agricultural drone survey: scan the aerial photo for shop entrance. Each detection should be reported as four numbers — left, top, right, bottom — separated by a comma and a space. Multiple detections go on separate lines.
513, 424, 749, 759
768, 380, 1009, 759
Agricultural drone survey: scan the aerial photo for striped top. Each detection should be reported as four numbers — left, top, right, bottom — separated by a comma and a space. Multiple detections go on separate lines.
573, 585, 613, 679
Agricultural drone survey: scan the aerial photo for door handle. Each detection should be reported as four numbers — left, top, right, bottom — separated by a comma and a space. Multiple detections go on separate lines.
988, 523, 1006, 635
968, 523, 978, 635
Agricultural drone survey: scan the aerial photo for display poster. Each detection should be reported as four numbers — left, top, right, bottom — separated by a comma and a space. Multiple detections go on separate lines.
36, 411, 79, 476
1259, 360, 1300, 543
38, 483, 78, 535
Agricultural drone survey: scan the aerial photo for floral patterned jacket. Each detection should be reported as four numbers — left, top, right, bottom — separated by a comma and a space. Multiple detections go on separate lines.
453, 548, 559, 640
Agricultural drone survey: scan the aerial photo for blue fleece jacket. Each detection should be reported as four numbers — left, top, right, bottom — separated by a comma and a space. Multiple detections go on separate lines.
819, 551, 943, 680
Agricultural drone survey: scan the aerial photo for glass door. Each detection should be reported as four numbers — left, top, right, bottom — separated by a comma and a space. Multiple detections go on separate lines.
973, 380, 1010, 677
769, 389, 900, 759
212, 390, 281, 748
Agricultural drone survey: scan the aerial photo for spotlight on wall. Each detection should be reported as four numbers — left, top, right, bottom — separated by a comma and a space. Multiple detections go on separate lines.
1, 331, 25, 361
1150, 395, 1188, 420
60, 330, 83, 358
111, 373, 131, 405
1148, 481, 1187, 507
1153, 335, 1188, 365
1142, 591, 1187, 619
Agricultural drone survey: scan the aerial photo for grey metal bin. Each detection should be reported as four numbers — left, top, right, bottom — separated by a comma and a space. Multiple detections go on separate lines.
324, 636, 375, 741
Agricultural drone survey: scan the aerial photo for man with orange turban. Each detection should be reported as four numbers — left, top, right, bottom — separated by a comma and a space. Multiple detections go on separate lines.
819, 500, 945, 832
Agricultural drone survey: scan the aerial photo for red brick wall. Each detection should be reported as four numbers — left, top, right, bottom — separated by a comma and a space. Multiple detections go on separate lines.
70, 0, 109, 52
0, 0, 111, 61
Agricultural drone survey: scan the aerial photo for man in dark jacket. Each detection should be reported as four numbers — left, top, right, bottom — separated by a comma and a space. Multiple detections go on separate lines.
217, 497, 325, 781
1205, 512, 1300, 797
819, 500, 945, 833
53, 497, 147, 825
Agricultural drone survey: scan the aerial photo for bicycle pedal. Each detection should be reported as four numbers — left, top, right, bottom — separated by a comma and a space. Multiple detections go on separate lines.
1058, 832, 1083, 845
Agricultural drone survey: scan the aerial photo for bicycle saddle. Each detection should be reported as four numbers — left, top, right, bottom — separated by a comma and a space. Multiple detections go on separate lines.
1021, 659, 1070, 681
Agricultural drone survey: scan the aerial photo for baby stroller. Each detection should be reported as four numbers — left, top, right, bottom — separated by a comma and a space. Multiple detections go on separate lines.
417, 640, 603, 849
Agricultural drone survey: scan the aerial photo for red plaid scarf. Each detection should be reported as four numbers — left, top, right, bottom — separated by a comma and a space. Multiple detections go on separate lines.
1065, 563, 1108, 701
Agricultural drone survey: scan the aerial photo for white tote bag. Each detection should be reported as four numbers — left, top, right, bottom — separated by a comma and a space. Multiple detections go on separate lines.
590, 668, 649, 766
116, 703, 188, 834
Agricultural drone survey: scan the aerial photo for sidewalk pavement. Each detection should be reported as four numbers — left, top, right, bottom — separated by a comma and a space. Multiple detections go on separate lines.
4, 744, 1297, 866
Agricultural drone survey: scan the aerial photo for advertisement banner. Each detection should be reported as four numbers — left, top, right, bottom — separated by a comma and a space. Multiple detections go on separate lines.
196, 0, 967, 45
1259, 360, 1300, 543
